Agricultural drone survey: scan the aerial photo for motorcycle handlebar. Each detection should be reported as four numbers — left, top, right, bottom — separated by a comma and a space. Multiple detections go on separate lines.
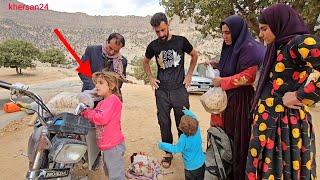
0, 80, 29, 93
0, 80, 12, 90
0, 80, 53, 118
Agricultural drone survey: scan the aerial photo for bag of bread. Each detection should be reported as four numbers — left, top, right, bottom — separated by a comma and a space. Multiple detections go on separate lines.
200, 87, 227, 114
46, 92, 95, 115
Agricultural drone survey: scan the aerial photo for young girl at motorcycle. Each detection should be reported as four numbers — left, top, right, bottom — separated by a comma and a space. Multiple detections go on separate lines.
81, 71, 125, 180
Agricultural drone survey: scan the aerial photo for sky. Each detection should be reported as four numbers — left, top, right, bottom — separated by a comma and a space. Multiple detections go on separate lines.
17, 0, 165, 16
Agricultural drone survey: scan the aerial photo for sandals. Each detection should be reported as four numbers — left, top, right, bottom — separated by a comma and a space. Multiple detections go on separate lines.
161, 154, 173, 169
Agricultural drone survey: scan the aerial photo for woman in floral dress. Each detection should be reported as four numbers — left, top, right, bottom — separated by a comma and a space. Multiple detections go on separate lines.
246, 4, 319, 180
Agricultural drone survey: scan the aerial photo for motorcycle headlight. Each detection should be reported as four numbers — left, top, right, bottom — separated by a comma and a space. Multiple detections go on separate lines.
49, 138, 87, 164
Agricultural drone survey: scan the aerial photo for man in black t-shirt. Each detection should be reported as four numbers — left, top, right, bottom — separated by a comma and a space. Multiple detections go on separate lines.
143, 12, 198, 168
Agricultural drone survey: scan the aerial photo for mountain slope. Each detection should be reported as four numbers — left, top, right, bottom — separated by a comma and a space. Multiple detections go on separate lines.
0, 0, 222, 63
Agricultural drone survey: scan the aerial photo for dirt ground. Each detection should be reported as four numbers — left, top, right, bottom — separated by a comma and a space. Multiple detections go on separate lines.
0, 67, 319, 179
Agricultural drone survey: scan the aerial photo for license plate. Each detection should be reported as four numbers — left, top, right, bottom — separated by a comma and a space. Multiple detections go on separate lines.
40, 168, 70, 179
201, 85, 209, 89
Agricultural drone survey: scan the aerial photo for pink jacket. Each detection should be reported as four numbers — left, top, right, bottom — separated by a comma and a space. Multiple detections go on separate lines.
81, 94, 124, 151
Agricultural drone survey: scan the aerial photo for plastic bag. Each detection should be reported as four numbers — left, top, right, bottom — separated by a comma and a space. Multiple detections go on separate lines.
46, 92, 94, 115
200, 87, 227, 114
81, 88, 103, 102
77, 90, 97, 107
205, 64, 220, 79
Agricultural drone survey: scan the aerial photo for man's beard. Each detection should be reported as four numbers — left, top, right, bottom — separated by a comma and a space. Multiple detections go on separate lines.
106, 53, 120, 59
159, 35, 168, 42
102, 51, 120, 60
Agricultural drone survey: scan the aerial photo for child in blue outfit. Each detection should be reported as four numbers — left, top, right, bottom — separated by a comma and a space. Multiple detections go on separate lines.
158, 108, 205, 180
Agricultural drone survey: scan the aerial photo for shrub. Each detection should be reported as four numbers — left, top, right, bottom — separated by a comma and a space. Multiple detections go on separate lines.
131, 56, 157, 84
39, 48, 66, 65
0, 39, 40, 74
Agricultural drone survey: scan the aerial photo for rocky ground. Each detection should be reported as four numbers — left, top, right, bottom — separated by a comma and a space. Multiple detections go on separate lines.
0, 67, 319, 179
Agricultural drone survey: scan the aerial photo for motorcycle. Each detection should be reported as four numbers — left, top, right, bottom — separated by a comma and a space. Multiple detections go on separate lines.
0, 80, 100, 179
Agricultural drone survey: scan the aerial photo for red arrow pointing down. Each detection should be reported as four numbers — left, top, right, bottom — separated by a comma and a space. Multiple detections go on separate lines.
53, 28, 92, 77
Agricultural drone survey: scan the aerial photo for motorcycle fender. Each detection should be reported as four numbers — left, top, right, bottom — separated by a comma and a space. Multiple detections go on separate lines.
38, 133, 52, 150
27, 126, 52, 164
28, 126, 44, 163
85, 127, 100, 170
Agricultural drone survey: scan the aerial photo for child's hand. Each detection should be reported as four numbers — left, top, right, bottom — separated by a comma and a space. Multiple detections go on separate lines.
158, 141, 166, 150
182, 107, 197, 119
75, 103, 88, 115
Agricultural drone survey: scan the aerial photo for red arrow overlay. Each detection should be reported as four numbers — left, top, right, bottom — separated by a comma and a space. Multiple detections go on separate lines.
53, 28, 92, 77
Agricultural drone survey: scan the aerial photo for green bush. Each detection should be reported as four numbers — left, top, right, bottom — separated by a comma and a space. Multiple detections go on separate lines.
39, 48, 66, 65
131, 56, 157, 84
0, 39, 40, 74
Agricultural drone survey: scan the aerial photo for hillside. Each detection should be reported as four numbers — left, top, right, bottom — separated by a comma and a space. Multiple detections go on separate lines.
0, 0, 222, 66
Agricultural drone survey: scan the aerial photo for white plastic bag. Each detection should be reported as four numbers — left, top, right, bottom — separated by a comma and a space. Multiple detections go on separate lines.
200, 87, 227, 114
81, 88, 103, 102
46, 92, 95, 115
206, 64, 220, 79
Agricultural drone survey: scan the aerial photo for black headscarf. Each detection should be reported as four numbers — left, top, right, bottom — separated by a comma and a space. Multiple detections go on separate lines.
218, 15, 265, 77
252, 4, 309, 109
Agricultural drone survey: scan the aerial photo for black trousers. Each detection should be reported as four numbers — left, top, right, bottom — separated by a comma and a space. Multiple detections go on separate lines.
155, 86, 190, 150
185, 164, 205, 180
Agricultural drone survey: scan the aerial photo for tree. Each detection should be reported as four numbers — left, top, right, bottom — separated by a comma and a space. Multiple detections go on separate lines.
131, 56, 157, 84
0, 39, 40, 74
40, 48, 66, 66
160, 0, 320, 37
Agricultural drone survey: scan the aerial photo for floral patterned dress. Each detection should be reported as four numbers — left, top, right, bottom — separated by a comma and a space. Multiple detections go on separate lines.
246, 34, 320, 180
